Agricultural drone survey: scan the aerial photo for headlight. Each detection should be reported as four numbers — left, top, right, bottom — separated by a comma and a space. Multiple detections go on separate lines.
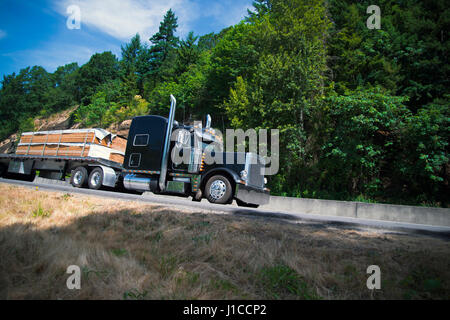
264, 177, 268, 184
240, 170, 248, 180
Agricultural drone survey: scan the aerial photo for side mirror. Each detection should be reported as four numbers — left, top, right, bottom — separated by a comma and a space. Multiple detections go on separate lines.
175, 129, 190, 148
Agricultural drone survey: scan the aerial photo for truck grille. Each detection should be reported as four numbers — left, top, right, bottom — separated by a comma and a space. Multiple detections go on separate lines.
245, 153, 265, 188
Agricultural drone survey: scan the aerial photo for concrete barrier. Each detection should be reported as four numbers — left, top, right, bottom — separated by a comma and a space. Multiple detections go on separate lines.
33, 176, 70, 187
264, 196, 357, 218
356, 202, 450, 226
262, 195, 450, 227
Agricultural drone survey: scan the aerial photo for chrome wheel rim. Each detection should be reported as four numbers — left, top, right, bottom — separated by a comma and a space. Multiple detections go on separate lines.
209, 180, 226, 200
74, 171, 83, 185
90, 171, 101, 187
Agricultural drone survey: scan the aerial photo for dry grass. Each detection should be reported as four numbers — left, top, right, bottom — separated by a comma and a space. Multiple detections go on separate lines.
0, 184, 449, 300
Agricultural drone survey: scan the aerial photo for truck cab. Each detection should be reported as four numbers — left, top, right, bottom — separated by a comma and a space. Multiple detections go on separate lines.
122, 95, 269, 207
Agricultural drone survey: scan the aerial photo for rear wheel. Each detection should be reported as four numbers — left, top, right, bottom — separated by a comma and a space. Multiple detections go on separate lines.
88, 167, 103, 190
70, 166, 88, 188
204, 175, 233, 204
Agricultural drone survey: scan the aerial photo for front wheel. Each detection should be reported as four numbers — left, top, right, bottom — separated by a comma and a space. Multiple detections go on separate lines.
204, 175, 233, 204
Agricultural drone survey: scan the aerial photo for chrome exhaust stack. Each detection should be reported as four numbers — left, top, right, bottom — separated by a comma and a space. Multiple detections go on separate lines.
158, 94, 177, 192
205, 114, 211, 128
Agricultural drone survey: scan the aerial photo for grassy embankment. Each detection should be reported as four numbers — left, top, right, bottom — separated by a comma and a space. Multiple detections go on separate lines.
0, 184, 448, 299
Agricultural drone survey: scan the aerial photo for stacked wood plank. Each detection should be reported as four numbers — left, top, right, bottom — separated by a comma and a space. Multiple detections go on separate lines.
16, 129, 127, 164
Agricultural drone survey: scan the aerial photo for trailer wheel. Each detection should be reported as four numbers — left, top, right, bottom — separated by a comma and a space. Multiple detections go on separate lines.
70, 167, 88, 188
205, 175, 233, 204
88, 167, 103, 190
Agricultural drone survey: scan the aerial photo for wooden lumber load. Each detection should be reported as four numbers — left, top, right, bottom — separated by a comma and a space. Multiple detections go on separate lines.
15, 129, 127, 164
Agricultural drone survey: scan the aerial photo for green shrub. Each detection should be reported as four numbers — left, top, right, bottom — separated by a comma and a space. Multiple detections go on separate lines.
257, 264, 320, 299
32, 202, 51, 218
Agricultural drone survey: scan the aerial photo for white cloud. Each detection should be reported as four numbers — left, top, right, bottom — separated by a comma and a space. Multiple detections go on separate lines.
54, 0, 251, 41
55, 0, 199, 41
0, 30, 6, 39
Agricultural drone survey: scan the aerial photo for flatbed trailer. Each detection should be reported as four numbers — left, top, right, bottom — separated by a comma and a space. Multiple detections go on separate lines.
0, 153, 122, 189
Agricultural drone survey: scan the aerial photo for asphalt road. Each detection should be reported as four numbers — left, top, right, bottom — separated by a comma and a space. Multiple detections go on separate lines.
1, 177, 449, 238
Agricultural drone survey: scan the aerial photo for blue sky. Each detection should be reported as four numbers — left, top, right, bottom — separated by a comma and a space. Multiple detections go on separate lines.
0, 0, 253, 79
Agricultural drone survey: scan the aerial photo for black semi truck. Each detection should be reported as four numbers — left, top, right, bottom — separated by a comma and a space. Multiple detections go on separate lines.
0, 95, 270, 207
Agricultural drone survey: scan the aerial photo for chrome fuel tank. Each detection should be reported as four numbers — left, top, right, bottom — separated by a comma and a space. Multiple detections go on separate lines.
123, 173, 152, 191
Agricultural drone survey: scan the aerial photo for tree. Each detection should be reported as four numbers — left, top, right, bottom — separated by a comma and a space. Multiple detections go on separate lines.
175, 31, 199, 74
197, 32, 220, 51
0, 65, 56, 139
319, 88, 410, 199
395, 97, 450, 206
121, 33, 143, 75
77, 51, 120, 104
246, 0, 272, 21
44, 62, 79, 115
148, 9, 179, 76
74, 91, 111, 127
0, 71, 27, 139
120, 33, 153, 97
208, 22, 259, 106
327, 0, 450, 111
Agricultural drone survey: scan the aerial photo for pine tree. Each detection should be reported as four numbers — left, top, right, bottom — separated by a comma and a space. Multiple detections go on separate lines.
246, 0, 272, 20
120, 33, 150, 97
148, 9, 179, 74
121, 33, 143, 76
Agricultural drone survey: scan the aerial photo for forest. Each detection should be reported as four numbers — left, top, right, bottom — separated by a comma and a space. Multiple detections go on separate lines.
0, 0, 448, 207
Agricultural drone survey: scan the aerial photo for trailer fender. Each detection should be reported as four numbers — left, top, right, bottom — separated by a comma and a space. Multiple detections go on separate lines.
88, 165, 117, 187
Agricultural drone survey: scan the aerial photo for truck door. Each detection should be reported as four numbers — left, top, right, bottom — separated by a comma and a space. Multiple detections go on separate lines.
123, 115, 168, 172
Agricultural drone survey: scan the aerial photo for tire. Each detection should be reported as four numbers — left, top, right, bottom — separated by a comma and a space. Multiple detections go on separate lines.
70, 166, 88, 188
204, 175, 233, 204
0, 164, 5, 177
236, 199, 259, 208
88, 167, 103, 190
